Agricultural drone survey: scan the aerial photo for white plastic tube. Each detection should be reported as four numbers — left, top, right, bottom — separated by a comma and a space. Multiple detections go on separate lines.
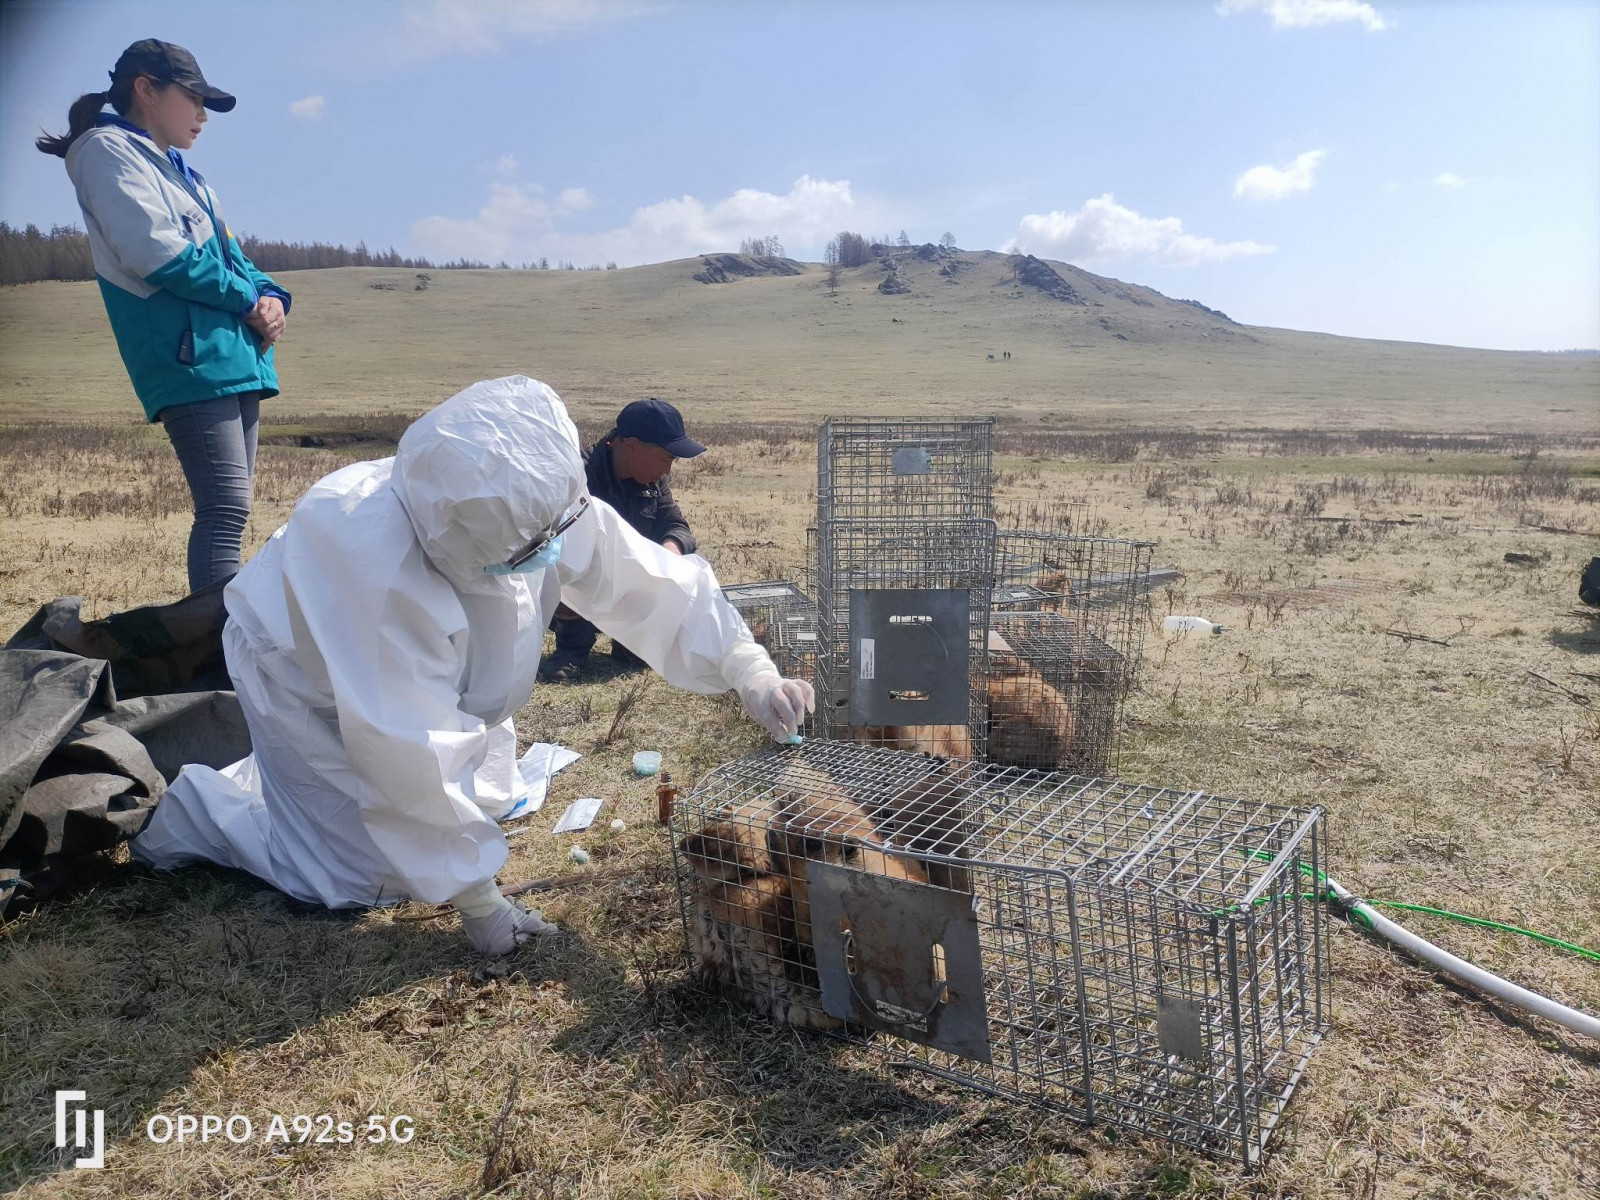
1324, 875, 1600, 1042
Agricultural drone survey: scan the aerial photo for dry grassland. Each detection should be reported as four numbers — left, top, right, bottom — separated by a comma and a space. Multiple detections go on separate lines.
2, 407, 1598, 1197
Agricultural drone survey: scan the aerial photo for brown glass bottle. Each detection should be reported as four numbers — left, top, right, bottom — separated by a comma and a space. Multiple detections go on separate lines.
655, 772, 679, 825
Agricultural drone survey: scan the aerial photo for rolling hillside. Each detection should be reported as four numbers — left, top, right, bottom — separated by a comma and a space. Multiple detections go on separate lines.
1, 247, 1594, 431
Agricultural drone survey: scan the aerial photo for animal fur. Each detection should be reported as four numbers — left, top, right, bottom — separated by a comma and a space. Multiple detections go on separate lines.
985, 656, 1076, 769
681, 759, 940, 1030
846, 723, 974, 759
1033, 569, 1073, 612
867, 766, 976, 893
687, 873, 839, 1030
764, 770, 928, 935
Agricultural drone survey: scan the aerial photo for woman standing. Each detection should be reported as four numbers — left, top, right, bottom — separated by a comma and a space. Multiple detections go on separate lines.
37, 40, 290, 592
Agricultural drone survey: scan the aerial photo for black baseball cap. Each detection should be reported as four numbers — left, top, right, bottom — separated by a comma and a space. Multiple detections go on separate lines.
112, 40, 236, 112
615, 399, 705, 458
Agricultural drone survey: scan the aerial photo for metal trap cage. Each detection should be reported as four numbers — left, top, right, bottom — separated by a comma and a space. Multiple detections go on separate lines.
993, 529, 1155, 740
817, 416, 995, 523
721, 580, 819, 682
814, 518, 996, 758
987, 611, 1125, 774
671, 740, 1327, 1167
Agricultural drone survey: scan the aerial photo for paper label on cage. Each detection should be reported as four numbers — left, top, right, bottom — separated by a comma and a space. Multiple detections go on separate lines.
733, 585, 793, 599
858, 638, 876, 680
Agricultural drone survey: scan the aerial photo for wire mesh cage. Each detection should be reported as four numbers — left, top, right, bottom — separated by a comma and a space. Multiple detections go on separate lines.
988, 532, 1155, 772
671, 740, 1328, 1167
987, 612, 1123, 774
814, 518, 996, 758
721, 580, 819, 682
817, 417, 995, 523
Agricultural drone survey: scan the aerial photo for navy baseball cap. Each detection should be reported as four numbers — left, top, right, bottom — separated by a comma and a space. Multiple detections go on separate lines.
112, 40, 236, 112
615, 398, 705, 458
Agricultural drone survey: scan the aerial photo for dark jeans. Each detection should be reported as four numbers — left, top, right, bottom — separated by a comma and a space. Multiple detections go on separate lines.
550, 607, 643, 667
160, 392, 260, 593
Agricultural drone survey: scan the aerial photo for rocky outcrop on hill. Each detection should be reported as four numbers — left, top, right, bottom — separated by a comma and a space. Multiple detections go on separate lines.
1013, 255, 1085, 304
692, 253, 803, 284
1175, 296, 1235, 323
877, 258, 910, 295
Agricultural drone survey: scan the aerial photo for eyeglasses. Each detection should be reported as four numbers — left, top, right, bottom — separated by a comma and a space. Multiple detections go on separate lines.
501, 495, 589, 572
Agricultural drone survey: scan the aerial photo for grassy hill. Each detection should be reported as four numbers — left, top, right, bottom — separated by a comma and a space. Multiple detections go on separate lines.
1, 248, 1595, 431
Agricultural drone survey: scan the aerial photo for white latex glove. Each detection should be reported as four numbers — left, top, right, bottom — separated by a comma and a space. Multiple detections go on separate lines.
737, 673, 816, 743
451, 880, 559, 954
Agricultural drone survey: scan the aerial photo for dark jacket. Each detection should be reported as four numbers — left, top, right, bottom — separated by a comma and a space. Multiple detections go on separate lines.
584, 435, 696, 556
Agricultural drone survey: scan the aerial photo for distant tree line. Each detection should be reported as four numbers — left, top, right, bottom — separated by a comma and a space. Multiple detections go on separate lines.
0, 221, 500, 285
3, 220, 966, 288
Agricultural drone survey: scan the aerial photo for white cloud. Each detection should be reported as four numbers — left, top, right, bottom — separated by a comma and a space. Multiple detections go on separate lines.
383, 0, 661, 63
287, 95, 326, 120
1434, 172, 1467, 188
555, 187, 596, 213
1234, 149, 1327, 201
1217, 0, 1387, 32
1005, 194, 1274, 268
410, 175, 857, 266
1380, 181, 1401, 192
411, 182, 598, 262
484, 153, 518, 175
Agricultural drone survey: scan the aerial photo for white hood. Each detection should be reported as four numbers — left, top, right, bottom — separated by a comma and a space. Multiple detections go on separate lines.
391, 376, 585, 589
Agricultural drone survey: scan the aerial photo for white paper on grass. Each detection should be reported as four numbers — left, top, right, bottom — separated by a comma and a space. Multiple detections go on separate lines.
552, 796, 605, 834
500, 743, 582, 822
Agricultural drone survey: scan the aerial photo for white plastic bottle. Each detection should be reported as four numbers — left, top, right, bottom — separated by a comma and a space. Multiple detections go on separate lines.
1162, 615, 1224, 636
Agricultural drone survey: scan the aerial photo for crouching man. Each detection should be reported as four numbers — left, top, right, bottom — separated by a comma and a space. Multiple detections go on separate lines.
540, 398, 703, 682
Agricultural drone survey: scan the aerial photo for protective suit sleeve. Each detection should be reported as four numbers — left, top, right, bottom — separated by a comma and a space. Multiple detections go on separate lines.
281, 534, 510, 906
555, 498, 773, 695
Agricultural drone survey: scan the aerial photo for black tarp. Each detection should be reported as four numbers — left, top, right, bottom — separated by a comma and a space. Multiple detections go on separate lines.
2, 584, 251, 909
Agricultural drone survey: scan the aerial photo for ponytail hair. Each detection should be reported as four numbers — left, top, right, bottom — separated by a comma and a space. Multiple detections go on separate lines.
36, 73, 140, 158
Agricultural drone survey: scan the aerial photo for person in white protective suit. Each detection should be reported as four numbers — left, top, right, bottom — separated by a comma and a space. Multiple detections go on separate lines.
132, 376, 813, 953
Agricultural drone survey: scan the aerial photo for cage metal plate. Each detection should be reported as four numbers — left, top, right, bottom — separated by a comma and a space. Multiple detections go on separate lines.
807, 859, 992, 1064
848, 588, 971, 726
890, 446, 934, 475
1157, 993, 1209, 1063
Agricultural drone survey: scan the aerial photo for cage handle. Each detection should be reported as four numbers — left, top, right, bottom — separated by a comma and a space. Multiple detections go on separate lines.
840, 929, 949, 1029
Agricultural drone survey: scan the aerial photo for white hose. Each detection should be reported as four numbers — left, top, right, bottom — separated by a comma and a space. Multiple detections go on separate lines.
1324, 875, 1600, 1042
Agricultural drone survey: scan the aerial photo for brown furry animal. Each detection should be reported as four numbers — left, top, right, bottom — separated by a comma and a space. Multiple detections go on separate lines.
1033, 569, 1073, 612
985, 656, 1076, 769
687, 873, 839, 1030
682, 757, 937, 1030
764, 760, 928, 934
867, 766, 977, 893
846, 723, 974, 759
679, 818, 771, 882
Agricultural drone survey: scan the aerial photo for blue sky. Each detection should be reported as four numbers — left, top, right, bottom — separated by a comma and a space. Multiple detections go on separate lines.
2, 0, 1597, 351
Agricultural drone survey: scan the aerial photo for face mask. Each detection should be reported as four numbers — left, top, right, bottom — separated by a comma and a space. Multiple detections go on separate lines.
483, 534, 563, 576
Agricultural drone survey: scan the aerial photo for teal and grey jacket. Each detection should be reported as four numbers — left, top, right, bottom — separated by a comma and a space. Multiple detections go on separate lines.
64, 117, 290, 421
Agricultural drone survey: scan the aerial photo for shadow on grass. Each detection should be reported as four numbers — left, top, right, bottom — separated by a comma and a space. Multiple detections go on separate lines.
538, 910, 975, 1181
1547, 621, 1600, 655
0, 859, 477, 1189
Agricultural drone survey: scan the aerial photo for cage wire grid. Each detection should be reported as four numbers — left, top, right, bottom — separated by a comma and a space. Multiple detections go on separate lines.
720, 580, 819, 684
817, 416, 995, 523
670, 740, 1327, 1167
988, 530, 1155, 773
